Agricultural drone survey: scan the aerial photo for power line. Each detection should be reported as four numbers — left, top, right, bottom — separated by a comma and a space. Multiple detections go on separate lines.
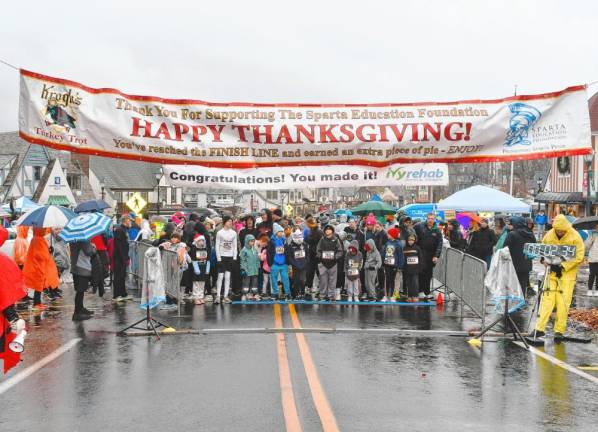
0, 58, 18, 70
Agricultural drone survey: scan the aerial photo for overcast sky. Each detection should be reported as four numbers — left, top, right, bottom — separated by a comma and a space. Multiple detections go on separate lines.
1, 0, 598, 132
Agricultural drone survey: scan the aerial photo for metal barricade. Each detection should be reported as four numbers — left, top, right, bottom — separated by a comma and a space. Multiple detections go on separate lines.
433, 246, 448, 288
445, 248, 464, 299
127, 241, 183, 315
461, 254, 487, 326
161, 248, 183, 315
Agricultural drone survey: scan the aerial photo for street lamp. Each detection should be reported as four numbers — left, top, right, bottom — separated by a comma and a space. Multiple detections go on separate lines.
100, 177, 106, 200
154, 167, 163, 216
584, 152, 594, 217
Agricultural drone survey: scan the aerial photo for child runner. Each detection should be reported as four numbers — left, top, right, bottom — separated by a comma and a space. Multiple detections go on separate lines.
344, 240, 363, 302
240, 234, 260, 301
214, 216, 238, 304
403, 234, 423, 302
268, 224, 291, 300
382, 227, 405, 302
287, 229, 309, 299
316, 225, 343, 301
363, 238, 382, 301
258, 234, 271, 300
186, 234, 210, 305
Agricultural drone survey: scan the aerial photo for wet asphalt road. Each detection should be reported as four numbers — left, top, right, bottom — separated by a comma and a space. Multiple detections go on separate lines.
1, 283, 598, 432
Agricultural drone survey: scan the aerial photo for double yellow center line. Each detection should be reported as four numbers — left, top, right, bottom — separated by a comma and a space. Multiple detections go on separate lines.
274, 303, 340, 432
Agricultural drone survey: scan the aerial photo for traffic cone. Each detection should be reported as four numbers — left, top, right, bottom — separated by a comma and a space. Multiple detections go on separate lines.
436, 292, 444, 306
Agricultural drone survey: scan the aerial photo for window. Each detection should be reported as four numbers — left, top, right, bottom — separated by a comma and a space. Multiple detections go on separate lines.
66, 174, 81, 190
171, 187, 177, 204
266, 190, 278, 200
33, 166, 42, 181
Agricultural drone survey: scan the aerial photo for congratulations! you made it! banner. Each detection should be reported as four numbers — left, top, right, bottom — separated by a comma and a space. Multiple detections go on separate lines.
19, 69, 592, 168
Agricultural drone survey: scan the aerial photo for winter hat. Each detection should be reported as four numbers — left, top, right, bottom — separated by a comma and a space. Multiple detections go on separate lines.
193, 234, 205, 246
365, 213, 376, 226
273, 223, 284, 234
388, 227, 400, 240
319, 215, 330, 226
324, 224, 335, 234
292, 229, 304, 244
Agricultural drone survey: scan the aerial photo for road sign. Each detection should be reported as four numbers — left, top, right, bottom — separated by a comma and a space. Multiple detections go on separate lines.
285, 204, 293, 216
126, 192, 147, 215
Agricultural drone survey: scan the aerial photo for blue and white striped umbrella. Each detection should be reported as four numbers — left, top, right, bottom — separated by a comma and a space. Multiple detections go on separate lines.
16, 205, 76, 228
59, 212, 112, 243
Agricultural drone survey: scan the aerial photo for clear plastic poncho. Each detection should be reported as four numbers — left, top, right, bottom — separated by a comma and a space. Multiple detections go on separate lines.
484, 247, 525, 313
140, 246, 166, 309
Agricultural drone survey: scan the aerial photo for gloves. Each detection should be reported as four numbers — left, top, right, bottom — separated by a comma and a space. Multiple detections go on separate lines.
550, 264, 564, 278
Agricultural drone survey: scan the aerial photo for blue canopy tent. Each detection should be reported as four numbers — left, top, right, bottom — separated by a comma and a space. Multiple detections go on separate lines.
1, 196, 41, 213
436, 186, 531, 213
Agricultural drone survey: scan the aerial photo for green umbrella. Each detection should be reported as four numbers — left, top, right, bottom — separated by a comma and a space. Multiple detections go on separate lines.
351, 200, 397, 217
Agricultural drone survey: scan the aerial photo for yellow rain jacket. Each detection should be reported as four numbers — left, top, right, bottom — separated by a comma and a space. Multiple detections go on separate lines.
536, 214, 585, 334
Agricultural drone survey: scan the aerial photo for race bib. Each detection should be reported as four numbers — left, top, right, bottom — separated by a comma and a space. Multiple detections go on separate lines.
322, 251, 335, 260
349, 259, 359, 268
294, 249, 305, 259
196, 250, 208, 260
223, 241, 232, 250
276, 246, 285, 254
347, 268, 359, 276
385, 257, 395, 265
407, 256, 419, 265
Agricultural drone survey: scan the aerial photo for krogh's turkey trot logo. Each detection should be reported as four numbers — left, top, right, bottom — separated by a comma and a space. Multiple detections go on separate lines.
40, 84, 81, 133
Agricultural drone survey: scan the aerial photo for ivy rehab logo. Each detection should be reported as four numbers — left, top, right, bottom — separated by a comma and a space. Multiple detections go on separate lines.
386, 166, 446, 183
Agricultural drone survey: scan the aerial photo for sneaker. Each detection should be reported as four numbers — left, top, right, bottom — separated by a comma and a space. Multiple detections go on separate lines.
72, 312, 92, 321
426, 294, 434, 301
112, 296, 125, 302
390, 297, 396, 303
418, 292, 426, 299
554, 332, 564, 341
194, 299, 204, 305
381, 296, 388, 302
81, 308, 95, 315
335, 292, 341, 301
205, 295, 214, 302
223, 297, 232, 304
254, 294, 261, 301
214, 296, 221, 304
123, 294, 134, 301
241, 295, 247, 301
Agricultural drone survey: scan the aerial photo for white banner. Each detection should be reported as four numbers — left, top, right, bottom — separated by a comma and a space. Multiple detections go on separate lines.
19, 70, 592, 168
163, 163, 448, 190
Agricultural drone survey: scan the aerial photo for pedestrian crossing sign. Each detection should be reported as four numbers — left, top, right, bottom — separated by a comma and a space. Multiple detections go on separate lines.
126, 192, 147, 215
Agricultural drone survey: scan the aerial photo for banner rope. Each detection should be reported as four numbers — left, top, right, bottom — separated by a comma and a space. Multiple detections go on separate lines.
0, 58, 18, 71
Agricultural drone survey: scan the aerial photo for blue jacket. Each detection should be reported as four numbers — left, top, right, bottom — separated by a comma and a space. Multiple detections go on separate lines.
534, 214, 547, 225
267, 235, 287, 266
383, 239, 405, 269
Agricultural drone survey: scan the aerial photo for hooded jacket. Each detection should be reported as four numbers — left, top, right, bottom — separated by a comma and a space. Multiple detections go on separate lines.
344, 240, 363, 280
364, 238, 382, 271
398, 216, 416, 247
403, 242, 423, 275
316, 231, 343, 269
542, 214, 584, 281
343, 226, 365, 251
448, 220, 465, 250
240, 234, 260, 276
383, 238, 405, 269
287, 238, 309, 270
503, 216, 536, 273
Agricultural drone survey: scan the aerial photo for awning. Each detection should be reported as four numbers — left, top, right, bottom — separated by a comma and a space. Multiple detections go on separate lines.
47, 195, 72, 206
535, 192, 585, 203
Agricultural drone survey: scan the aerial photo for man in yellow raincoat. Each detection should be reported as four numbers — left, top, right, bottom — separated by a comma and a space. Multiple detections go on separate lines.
535, 214, 584, 340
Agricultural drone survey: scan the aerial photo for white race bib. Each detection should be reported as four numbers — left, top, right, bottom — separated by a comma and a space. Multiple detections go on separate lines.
223, 241, 232, 250
347, 268, 359, 276
322, 251, 335, 260
407, 256, 419, 265
294, 249, 305, 259
384, 257, 395, 265
276, 246, 285, 254
196, 250, 208, 260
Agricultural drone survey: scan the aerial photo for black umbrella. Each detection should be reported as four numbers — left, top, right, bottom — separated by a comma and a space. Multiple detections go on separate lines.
571, 215, 598, 231
74, 199, 111, 214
